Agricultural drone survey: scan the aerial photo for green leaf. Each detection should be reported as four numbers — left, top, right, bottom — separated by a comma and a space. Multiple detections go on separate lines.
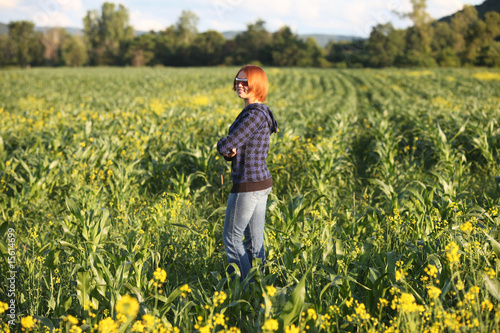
317, 264, 337, 276
436, 123, 447, 144
64, 296, 72, 312
58, 240, 80, 251
76, 269, 91, 309
319, 275, 344, 300
122, 283, 145, 303
85, 120, 92, 137
0, 242, 7, 257
368, 267, 381, 285
344, 275, 371, 291
483, 231, 500, 258
66, 198, 83, 221
222, 299, 252, 311
49, 160, 59, 169
279, 269, 309, 330
33, 316, 54, 330
154, 287, 183, 306
170, 223, 201, 235
335, 239, 344, 256
0, 221, 9, 237
484, 275, 500, 301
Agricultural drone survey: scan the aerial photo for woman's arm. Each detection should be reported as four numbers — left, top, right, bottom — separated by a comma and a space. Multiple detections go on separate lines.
217, 110, 266, 156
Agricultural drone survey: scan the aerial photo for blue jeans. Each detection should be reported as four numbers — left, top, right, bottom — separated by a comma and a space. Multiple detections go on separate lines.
223, 187, 272, 280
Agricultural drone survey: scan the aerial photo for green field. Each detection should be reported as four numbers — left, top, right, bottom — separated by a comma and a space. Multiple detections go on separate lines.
1, 67, 500, 332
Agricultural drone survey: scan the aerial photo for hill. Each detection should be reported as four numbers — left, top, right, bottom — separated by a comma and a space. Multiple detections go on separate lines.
0, 23, 360, 48
221, 31, 360, 47
438, 0, 500, 22
0, 22, 8, 35
34, 26, 83, 35
299, 34, 361, 47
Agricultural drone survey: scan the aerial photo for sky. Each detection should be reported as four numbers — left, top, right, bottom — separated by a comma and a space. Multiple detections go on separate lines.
0, 0, 485, 37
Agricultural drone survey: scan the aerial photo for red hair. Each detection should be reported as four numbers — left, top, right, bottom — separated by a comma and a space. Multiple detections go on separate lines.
232, 65, 268, 103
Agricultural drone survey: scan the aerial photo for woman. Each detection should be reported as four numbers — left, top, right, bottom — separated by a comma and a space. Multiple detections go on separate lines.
217, 65, 278, 280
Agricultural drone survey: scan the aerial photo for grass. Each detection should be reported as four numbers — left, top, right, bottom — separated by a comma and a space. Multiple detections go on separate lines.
0, 66, 499, 332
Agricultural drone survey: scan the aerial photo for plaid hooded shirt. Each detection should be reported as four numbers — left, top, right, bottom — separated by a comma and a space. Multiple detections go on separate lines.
217, 103, 278, 192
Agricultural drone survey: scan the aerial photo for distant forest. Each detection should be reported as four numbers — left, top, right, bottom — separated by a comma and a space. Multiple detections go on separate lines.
0, 0, 499, 68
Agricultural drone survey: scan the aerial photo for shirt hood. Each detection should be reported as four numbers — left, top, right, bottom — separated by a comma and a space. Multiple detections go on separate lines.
244, 103, 278, 134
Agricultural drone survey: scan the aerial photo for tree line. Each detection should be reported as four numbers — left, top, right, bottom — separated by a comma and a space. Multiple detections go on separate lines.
0, 0, 499, 68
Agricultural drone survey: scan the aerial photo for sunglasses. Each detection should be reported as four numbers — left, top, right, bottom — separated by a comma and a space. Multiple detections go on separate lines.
235, 78, 248, 86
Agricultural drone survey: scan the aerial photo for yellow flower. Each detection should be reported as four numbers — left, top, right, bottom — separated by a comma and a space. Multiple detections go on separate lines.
69, 325, 82, 333
21, 316, 37, 330
485, 268, 496, 279
116, 313, 127, 324
487, 207, 498, 216
395, 269, 404, 281
481, 300, 494, 312
266, 285, 277, 297
153, 268, 167, 283
199, 325, 211, 333
98, 317, 118, 333
180, 284, 191, 293
213, 313, 225, 326
378, 298, 389, 308
464, 286, 480, 303
115, 295, 140, 318
396, 293, 425, 314
213, 291, 227, 307
141, 314, 155, 327
0, 323, 11, 333
424, 265, 438, 278
307, 308, 318, 320
460, 221, 473, 233
0, 301, 8, 314
427, 286, 441, 299
261, 319, 279, 332
132, 321, 145, 332
67, 315, 79, 325
473, 72, 500, 81
354, 302, 371, 320
285, 324, 300, 333
445, 242, 460, 264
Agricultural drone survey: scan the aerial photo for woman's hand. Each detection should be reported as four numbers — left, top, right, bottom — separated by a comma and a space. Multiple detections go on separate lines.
225, 148, 237, 158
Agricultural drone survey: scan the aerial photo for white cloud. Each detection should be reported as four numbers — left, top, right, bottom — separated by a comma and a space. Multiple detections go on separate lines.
245, 0, 292, 16
32, 10, 73, 27
50, 12, 74, 27
216, 0, 291, 22
58, 0, 84, 12
0, 0, 19, 9
207, 18, 244, 32
295, 1, 321, 21
282, 1, 401, 36
267, 18, 298, 33
0, 0, 488, 36
129, 10, 168, 31
427, 0, 464, 18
